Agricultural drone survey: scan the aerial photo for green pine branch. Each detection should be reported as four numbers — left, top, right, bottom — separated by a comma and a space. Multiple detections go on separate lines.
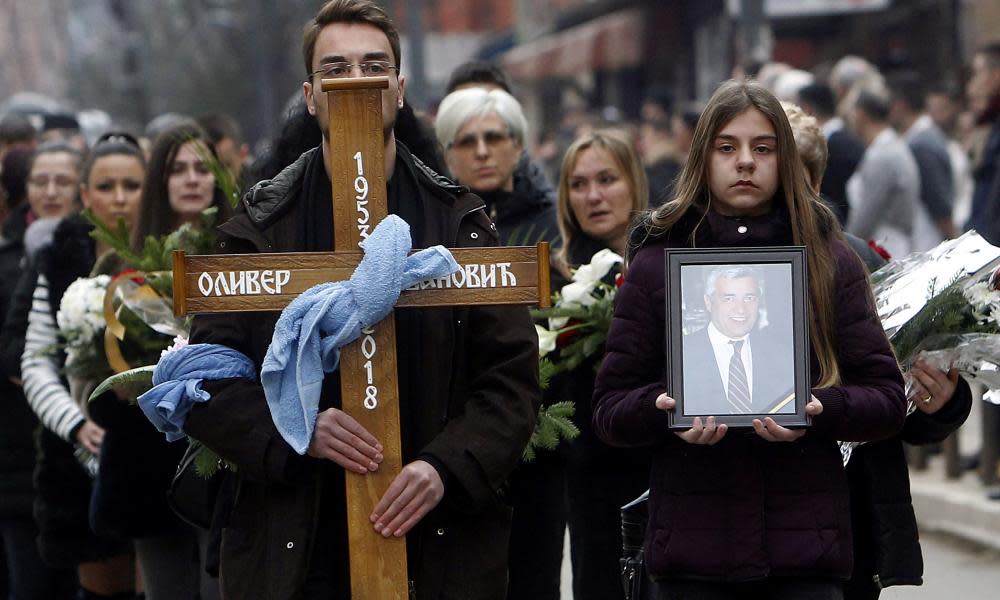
521, 401, 580, 462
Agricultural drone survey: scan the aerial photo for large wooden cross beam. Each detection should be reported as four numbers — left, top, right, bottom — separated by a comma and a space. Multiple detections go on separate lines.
172, 77, 549, 599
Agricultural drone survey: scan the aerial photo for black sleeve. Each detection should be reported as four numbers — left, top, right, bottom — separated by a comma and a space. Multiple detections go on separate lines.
901, 377, 973, 445
0, 258, 38, 380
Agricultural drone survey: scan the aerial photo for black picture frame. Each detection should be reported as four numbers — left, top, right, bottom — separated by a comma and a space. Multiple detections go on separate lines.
665, 247, 810, 429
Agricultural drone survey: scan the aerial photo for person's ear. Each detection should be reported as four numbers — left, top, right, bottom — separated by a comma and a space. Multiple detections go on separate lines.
304, 80, 316, 116
397, 74, 406, 108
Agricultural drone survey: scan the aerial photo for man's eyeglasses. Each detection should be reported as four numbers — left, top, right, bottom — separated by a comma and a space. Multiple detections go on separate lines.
448, 130, 513, 152
309, 61, 398, 80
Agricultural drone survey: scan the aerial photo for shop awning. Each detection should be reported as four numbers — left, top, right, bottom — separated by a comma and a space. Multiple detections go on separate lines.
500, 8, 645, 80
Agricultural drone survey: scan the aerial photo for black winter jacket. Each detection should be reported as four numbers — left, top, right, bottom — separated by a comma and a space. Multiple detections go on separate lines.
845, 382, 972, 599
27, 216, 126, 566
480, 153, 560, 247
0, 204, 37, 519
184, 142, 540, 600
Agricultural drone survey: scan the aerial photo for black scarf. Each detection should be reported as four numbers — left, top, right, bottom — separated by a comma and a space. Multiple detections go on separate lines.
296, 148, 334, 252
296, 143, 426, 251
37, 215, 97, 319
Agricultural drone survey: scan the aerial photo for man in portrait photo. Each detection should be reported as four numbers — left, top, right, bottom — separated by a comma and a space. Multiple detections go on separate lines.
681, 265, 795, 417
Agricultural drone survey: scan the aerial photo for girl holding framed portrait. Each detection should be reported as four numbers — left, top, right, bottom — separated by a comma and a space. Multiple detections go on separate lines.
592, 80, 907, 599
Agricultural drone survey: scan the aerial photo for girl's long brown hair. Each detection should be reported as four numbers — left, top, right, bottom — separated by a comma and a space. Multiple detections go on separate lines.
637, 80, 843, 387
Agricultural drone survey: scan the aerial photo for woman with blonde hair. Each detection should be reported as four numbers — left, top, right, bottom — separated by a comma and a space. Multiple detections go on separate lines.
594, 80, 907, 598
555, 129, 648, 274
551, 129, 651, 600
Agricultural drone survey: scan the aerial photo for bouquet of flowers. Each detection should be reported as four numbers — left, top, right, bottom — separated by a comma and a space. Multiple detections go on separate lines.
872, 231, 1000, 392
84, 207, 218, 400
534, 248, 623, 371
56, 275, 112, 379
523, 249, 624, 461
841, 232, 1000, 465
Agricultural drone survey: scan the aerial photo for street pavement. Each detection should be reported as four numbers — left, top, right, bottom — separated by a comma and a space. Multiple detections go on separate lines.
881, 532, 1000, 599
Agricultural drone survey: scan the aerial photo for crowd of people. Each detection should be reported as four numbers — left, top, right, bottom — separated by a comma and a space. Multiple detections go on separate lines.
0, 0, 998, 598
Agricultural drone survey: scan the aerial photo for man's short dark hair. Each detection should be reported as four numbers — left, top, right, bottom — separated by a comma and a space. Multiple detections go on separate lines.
797, 83, 836, 118
642, 85, 675, 116
977, 42, 1000, 69
854, 89, 891, 122
887, 71, 926, 113
644, 115, 671, 133
302, 0, 401, 75
198, 112, 243, 145
42, 112, 79, 132
0, 113, 37, 145
445, 61, 511, 94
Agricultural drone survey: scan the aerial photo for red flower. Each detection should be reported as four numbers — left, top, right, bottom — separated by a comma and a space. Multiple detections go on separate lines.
615, 273, 624, 288
115, 268, 147, 285
557, 318, 581, 347
867, 239, 892, 262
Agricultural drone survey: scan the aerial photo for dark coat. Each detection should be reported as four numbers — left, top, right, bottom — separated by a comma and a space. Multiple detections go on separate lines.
554, 234, 652, 600
966, 121, 1000, 244
29, 216, 127, 566
844, 380, 972, 599
842, 242, 971, 598
907, 122, 954, 223
30, 216, 182, 552
184, 143, 539, 600
0, 204, 37, 520
481, 153, 560, 247
593, 206, 906, 582
822, 128, 865, 225
497, 153, 563, 599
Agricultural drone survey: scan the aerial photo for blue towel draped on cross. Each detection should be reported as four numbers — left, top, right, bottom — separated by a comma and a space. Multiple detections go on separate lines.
138, 215, 460, 453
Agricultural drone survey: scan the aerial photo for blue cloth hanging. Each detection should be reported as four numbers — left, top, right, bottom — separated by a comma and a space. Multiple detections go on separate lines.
260, 215, 459, 455
137, 343, 257, 442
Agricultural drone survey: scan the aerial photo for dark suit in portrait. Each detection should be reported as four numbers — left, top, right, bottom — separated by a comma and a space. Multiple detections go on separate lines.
680, 326, 795, 416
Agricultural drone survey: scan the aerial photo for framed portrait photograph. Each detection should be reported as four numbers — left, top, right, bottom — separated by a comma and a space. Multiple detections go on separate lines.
664, 247, 811, 429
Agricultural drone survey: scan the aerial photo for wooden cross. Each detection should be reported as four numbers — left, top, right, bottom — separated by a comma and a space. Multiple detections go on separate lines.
171, 77, 550, 599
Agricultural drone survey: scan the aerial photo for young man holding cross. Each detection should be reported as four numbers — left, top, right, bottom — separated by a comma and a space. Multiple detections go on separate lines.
181, 1, 539, 598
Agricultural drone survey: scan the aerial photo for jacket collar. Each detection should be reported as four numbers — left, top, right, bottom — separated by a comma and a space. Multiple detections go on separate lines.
242, 146, 316, 229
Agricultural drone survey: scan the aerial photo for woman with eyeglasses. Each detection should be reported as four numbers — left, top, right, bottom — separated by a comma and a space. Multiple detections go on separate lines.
0, 141, 85, 599
19, 134, 146, 599
435, 88, 559, 246
435, 88, 563, 599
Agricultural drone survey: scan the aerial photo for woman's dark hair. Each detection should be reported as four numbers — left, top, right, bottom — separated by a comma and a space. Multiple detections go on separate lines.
250, 97, 446, 182
80, 132, 145, 184
397, 102, 446, 175
1, 144, 33, 208
131, 123, 232, 249
249, 99, 322, 182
